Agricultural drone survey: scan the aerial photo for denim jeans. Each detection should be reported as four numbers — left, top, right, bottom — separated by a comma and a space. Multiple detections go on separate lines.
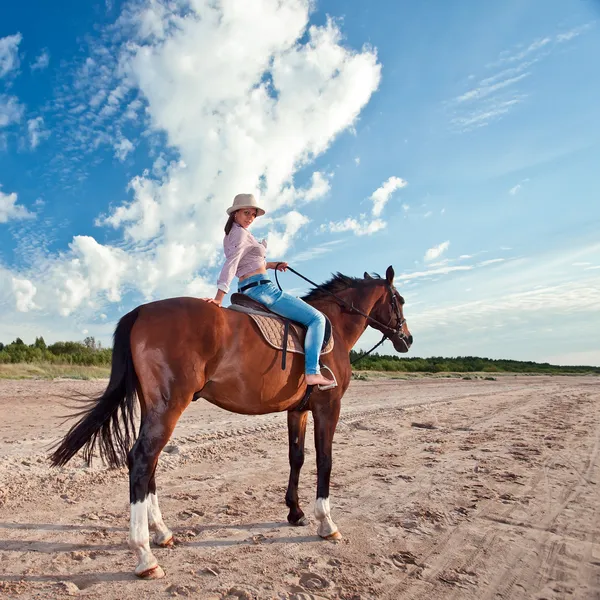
239, 274, 326, 375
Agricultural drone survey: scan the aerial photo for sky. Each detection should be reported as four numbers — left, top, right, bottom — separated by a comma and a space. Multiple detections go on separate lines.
1, 0, 599, 365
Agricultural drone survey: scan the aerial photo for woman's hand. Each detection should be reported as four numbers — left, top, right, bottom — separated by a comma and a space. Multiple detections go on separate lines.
203, 289, 225, 306
203, 298, 222, 306
268, 261, 288, 271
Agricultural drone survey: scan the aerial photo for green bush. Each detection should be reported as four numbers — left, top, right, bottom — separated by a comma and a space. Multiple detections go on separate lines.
0, 337, 112, 366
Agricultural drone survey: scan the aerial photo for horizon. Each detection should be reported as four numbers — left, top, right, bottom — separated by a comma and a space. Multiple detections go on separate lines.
1, 1, 599, 366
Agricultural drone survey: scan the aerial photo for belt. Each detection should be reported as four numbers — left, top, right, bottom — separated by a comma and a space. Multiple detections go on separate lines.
239, 279, 270, 292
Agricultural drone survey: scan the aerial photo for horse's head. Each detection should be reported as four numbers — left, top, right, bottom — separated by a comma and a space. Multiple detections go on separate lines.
365, 266, 413, 353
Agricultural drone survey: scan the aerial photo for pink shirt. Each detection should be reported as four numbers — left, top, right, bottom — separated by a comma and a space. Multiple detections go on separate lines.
217, 223, 267, 293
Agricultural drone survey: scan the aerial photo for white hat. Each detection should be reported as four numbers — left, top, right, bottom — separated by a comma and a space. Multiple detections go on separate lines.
226, 193, 265, 216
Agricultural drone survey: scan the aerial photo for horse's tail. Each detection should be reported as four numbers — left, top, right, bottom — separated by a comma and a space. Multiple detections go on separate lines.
50, 308, 141, 469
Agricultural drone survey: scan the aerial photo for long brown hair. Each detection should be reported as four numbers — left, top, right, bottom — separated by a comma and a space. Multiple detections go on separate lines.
224, 212, 236, 235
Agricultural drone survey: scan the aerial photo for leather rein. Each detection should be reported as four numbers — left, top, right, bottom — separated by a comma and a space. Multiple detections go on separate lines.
274, 265, 407, 366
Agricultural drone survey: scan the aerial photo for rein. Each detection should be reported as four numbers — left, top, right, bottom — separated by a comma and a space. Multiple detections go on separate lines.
274, 264, 405, 366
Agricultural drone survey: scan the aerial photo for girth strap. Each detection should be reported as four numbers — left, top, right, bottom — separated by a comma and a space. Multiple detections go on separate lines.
281, 320, 290, 370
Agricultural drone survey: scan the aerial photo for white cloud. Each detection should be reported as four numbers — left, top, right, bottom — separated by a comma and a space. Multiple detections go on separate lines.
11, 278, 37, 312
27, 117, 50, 149
291, 239, 343, 263
321, 175, 405, 237
0, 187, 35, 223
509, 184, 521, 195
1, 0, 382, 317
370, 176, 406, 217
264, 210, 310, 257
413, 281, 600, 332
114, 136, 134, 161
456, 73, 529, 103
451, 97, 523, 131
0, 94, 25, 128
30, 49, 50, 71
449, 24, 594, 133
398, 264, 473, 281
322, 216, 386, 236
354, 157, 360, 166
0, 33, 22, 78
556, 22, 595, 43
425, 240, 450, 262
301, 171, 331, 202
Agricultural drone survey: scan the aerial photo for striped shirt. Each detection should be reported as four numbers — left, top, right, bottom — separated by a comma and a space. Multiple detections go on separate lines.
217, 223, 267, 293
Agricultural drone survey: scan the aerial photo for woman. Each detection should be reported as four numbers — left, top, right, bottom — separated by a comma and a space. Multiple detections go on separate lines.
205, 193, 335, 388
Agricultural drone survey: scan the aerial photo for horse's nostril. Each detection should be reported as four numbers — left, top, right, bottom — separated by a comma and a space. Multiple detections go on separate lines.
408, 335, 413, 345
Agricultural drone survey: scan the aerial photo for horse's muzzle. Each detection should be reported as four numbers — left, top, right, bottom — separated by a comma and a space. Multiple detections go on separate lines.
393, 333, 413, 353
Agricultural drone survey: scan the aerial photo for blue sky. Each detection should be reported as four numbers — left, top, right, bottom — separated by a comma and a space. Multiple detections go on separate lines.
1, 0, 599, 365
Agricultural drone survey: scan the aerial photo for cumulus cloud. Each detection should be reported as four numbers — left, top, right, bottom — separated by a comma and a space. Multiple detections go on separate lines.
2, 0, 382, 316
0, 187, 35, 223
30, 49, 50, 71
425, 241, 450, 262
0, 33, 22, 78
263, 210, 310, 257
11, 278, 37, 312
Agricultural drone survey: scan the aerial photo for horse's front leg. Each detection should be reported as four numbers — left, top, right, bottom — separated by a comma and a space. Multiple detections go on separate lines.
147, 475, 174, 547
312, 395, 342, 540
285, 410, 310, 526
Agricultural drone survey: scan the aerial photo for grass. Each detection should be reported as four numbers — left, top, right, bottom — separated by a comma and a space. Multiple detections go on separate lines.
0, 363, 110, 380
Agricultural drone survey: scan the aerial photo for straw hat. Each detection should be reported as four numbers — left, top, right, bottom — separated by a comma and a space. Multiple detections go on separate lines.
226, 193, 265, 216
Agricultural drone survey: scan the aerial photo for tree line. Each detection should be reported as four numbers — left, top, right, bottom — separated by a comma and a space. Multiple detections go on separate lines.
348, 351, 599, 374
0, 337, 597, 373
0, 337, 111, 366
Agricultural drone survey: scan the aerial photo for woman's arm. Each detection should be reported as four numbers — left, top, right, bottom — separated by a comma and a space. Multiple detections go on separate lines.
266, 261, 288, 271
206, 288, 226, 306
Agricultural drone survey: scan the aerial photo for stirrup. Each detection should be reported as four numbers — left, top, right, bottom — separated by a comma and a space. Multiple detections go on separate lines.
317, 365, 338, 391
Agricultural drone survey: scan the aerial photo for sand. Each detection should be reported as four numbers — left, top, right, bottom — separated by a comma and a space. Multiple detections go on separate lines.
0, 375, 599, 599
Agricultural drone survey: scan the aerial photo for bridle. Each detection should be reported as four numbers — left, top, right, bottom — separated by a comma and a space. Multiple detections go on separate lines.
275, 265, 409, 365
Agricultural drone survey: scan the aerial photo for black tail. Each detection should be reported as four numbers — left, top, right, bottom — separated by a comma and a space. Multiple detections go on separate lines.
50, 308, 141, 469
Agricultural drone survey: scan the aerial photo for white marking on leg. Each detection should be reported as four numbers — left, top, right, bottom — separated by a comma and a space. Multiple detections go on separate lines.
315, 496, 338, 538
129, 498, 159, 576
147, 492, 173, 546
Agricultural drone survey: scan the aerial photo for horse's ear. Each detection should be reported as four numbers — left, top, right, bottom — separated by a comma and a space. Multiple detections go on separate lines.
364, 272, 373, 280
385, 265, 395, 284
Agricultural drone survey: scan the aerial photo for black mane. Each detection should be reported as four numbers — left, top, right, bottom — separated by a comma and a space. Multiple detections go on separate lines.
302, 272, 382, 302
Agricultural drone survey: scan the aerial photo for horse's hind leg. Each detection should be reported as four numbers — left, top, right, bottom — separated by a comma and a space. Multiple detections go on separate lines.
128, 390, 190, 578
312, 397, 342, 540
285, 410, 309, 526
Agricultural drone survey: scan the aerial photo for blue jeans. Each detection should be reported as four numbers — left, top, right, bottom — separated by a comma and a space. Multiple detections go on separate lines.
239, 274, 326, 375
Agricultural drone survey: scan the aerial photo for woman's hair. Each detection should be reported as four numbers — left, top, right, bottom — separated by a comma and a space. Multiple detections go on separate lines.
224, 212, 236, 235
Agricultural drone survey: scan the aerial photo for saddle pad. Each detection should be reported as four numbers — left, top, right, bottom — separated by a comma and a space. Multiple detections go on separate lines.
248, 313, 334, 356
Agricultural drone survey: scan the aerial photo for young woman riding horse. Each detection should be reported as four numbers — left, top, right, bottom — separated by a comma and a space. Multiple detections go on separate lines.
51, 194, 413, 580
205, 193, 335, 389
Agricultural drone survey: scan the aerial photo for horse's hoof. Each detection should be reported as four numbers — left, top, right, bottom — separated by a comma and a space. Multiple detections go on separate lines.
155, 535, 175, 548
291, 516, 310, 527
320, 530, 342, 542
136, 564, 165, 579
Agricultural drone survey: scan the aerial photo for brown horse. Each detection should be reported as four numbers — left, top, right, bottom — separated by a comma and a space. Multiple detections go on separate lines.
51, 266, 412, 579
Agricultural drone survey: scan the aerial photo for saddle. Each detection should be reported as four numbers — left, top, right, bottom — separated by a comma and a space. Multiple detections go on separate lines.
227, 293, 334, 370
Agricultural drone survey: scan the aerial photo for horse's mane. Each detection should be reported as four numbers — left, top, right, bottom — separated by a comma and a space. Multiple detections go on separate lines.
302, 272, 382, 302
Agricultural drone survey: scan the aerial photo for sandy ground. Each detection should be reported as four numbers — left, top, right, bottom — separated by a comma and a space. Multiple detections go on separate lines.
0, 375, 599, 600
